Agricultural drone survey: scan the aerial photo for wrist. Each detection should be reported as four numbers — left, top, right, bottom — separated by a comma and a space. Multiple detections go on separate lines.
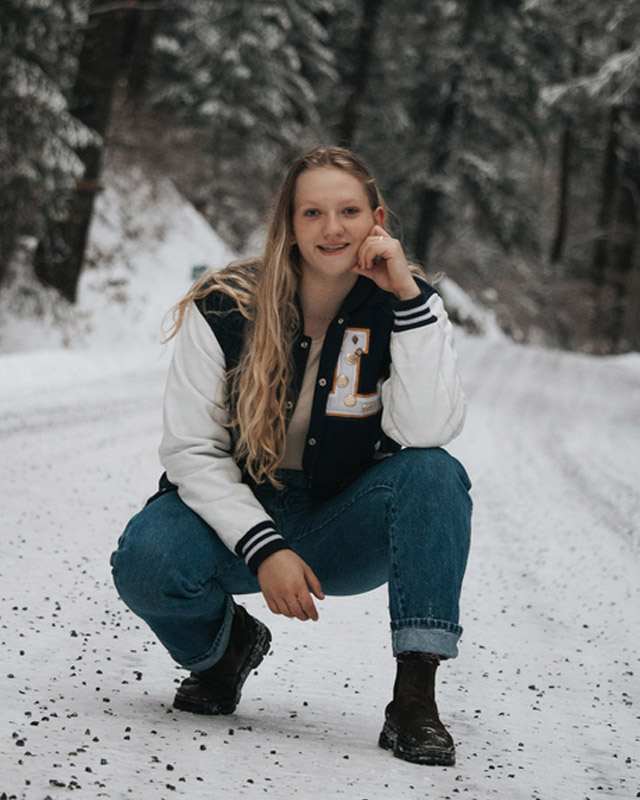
393, 279, 421, 302
235, 522, 290, 574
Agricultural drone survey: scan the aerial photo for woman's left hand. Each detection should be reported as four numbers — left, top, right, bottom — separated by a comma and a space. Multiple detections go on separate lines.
352, 224, 420, 301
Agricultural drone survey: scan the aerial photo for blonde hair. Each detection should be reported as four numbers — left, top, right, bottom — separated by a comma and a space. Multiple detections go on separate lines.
165, 147, 390, 486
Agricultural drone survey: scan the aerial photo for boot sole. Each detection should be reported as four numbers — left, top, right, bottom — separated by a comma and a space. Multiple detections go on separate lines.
378, 721, 456, 766
173, 619, 272, 716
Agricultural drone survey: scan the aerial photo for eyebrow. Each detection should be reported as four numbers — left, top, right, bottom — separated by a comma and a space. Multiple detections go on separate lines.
297, 197, 363, 207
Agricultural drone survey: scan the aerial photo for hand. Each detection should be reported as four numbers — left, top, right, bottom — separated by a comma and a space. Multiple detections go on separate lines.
352, 224, 420, 301
257, 550, 325, 621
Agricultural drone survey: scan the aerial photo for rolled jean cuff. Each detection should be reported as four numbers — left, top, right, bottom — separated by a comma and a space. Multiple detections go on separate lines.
391, 618, 462, 660
178, 595, 235, 671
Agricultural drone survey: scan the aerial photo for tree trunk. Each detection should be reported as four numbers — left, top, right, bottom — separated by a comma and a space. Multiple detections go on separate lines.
411, 76, 459, 265
34, 1, 133, 302
549, 27, 583, 266
591, 106, 620, 288
607, 152, 639, 350
549, 123, 573, 264
125, 7, 159, 101
337, 0, 384, 147
411, 0, 485, 264
412, 187, 443, 268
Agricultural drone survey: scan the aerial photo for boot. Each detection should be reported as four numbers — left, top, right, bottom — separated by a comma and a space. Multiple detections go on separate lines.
378, 652, 456, 766
173, 604, 271, 715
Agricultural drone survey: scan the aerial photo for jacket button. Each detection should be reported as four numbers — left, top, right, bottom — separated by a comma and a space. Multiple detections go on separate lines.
344, 395, 357, 407
308, 437, 317, 446
345, 352, 358, 365
301, 340, 309, 349
318, 378, 327, 387
337, 317, 344, 324
336, 375, 349, 388
285, 400, 293, 410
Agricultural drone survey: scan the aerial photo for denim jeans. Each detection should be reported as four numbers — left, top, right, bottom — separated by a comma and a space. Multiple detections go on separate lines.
110, 447, 472, 671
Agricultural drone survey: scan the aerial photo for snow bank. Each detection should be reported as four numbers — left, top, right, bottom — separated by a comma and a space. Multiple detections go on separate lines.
0, 163, 236, 355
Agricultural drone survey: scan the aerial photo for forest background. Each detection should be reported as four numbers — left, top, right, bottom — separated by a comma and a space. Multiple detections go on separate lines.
1, 0, 639, 354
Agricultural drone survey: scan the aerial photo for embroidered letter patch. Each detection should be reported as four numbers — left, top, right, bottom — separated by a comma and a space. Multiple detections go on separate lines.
326, 328, 382, 418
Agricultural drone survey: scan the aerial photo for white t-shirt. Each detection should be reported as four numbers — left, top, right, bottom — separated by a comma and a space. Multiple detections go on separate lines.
280, 336, 324, 470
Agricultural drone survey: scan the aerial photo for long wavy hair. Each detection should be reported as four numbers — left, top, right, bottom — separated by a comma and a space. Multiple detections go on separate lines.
164, 147, 390, 486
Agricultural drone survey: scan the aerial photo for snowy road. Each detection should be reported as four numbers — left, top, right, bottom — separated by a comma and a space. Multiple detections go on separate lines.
1, 336, 639, 800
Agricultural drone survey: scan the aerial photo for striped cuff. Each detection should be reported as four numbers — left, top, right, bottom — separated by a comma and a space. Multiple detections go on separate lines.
392, 292, 437, 332
235, 521, 291, 574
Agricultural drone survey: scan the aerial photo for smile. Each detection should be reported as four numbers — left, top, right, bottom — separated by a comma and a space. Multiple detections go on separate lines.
318, 244, 349, 254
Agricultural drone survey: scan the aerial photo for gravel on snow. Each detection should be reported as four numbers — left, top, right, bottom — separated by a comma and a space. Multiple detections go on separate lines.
1, 336, 639, 800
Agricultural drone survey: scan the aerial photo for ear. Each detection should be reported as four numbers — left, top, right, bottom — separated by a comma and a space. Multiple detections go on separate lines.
373, 206, 385, 228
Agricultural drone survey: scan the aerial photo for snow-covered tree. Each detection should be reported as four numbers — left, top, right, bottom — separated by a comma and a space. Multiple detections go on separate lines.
34, 0, 140, 302
0, 0, 92, 284
147, 0, 337, 248
344, 0, 550, 264
539, 0, 640, 350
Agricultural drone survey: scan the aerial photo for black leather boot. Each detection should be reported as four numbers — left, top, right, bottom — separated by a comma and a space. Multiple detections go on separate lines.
173, 604, 271, 715
378, 652, 455, 766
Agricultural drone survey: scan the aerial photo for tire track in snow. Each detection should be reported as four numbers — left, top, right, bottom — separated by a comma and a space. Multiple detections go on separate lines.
449, 337, 640, 799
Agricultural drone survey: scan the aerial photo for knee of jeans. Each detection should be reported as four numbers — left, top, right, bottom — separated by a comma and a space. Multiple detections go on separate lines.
395, 447, 471, 494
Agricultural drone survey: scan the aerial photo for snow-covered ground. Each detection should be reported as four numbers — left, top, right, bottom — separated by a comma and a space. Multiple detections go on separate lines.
1, 167, 639, 800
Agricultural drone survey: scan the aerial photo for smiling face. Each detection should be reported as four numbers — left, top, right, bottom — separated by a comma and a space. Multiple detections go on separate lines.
291, 167, 384, 283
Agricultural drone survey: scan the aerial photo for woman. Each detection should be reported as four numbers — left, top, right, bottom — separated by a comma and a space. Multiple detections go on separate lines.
110, 146, 472, 766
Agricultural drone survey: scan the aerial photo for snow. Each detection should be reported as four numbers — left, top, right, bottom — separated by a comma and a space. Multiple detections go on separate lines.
438, 276, 506, 341
0, 163, 236, 355
1, 166, 639, 800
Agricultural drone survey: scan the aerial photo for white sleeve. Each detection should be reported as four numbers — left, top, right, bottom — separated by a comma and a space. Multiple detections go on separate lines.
159, 305, 289, 572
381, 290, 466, 447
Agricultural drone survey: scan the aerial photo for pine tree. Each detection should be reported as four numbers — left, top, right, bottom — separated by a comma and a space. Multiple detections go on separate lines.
541, 0, 640, 349
345, 0, 547, 265
0, 0, 93, 285
34, 0, 136, 302
147, 0, 337, 248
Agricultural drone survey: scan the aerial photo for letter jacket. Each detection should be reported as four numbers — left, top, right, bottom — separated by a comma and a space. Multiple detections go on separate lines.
157, 275, 466, 574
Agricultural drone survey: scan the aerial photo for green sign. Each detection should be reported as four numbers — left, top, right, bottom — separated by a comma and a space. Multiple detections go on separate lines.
191, 265, 208, 280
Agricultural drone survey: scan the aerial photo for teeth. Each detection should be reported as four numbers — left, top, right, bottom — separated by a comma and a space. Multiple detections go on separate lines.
320, 245, 346, 251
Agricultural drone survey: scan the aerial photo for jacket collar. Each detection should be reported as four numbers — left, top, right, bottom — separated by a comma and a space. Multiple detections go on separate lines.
340, 275, 376, 314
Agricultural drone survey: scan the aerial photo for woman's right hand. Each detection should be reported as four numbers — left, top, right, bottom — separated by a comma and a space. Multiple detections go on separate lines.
257, 550, 324, 621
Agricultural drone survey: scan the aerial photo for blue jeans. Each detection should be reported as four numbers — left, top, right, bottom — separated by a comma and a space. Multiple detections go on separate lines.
110, 448, 472, 671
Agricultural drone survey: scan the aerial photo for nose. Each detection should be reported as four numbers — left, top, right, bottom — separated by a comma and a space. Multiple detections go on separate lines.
323, 211, 345, 237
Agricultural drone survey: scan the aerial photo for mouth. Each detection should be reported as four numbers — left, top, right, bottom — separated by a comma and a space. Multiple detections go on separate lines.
317, 243, 349, 255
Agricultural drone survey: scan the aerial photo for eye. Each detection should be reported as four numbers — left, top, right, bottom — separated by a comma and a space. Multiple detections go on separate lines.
343, 207, 360, 215
303, 208, 320, 217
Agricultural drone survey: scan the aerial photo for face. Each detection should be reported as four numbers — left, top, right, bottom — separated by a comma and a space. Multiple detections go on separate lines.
291, 167, 384, 281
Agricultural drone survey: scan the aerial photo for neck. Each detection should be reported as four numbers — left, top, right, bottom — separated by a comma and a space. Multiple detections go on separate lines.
298, 271, 357, 322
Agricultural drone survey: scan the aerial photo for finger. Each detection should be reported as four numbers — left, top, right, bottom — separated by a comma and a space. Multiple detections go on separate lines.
356, 238, 370, 269
367, 232, 390, 252
357, 239, 378, 270
368, 223, 386, 238
305, 567, 325, 600
284, 594, 309, 621
279, 597, 296, 618
295, 595, 312, 621
263, 594, 281, 616
296, 589, 318, 621
364, 242, 386, 269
